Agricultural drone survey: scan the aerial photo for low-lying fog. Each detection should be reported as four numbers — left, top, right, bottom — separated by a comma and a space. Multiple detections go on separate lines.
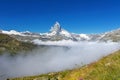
0, 40, 120, 79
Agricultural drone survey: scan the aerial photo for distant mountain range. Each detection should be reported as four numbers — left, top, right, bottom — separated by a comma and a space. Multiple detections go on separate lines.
0, 22, 120, 42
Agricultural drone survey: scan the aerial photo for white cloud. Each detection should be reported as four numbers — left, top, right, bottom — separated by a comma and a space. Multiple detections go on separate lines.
0, 41, 120, 79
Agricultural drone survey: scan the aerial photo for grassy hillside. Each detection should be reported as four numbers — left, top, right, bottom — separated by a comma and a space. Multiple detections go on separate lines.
9, 50, 120, 80
0, 33, 36, 55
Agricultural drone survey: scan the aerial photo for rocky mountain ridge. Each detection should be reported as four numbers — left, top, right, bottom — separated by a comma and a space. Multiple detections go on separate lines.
0, 22, 120, 42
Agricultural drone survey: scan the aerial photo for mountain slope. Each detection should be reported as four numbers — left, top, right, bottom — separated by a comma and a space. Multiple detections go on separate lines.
0, 33, 36, 55
100, 29, 120, 42
9, 50, 120, 80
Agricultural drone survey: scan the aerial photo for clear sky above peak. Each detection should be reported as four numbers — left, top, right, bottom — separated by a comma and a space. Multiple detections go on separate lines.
0, 0, 120, 34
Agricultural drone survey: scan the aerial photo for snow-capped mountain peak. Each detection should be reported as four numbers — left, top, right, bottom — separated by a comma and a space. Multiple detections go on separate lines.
2, 30, 22, 35
48, 22, 72, 37
50, 22, 61, 35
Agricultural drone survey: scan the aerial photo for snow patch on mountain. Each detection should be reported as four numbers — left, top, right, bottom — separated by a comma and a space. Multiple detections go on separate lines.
79, 34, 90, 40
2, 30, 23, 35
60, 29, 71, 37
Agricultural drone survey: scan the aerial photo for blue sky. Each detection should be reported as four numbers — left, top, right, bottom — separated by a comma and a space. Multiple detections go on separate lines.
0, 0, 120, 34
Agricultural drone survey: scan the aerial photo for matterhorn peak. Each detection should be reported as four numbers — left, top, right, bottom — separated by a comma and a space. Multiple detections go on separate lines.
54, 21, 60, 27
50, 21, 61, 35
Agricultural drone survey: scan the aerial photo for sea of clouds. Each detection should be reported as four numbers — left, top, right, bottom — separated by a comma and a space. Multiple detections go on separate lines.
0, 40, 120, 79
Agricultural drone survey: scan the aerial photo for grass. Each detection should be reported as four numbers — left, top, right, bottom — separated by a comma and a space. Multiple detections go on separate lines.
9, 50, 120, 80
